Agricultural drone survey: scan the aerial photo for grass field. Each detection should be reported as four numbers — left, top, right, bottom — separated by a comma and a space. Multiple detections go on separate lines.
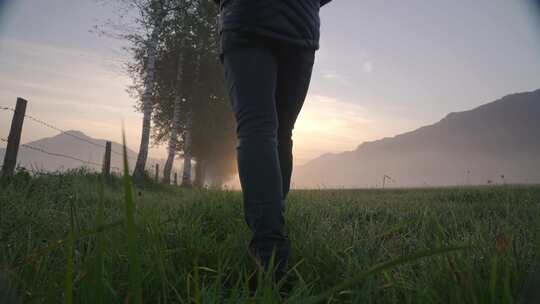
1, 170, 540, 303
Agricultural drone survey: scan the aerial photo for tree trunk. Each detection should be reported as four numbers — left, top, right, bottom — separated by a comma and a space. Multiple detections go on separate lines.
132, 1, 164, 182
181, 43, 202, 187
181, 109, 193, 187
194, 158, 206, 187
163, 40, 186, 184
162, 97, 181, 184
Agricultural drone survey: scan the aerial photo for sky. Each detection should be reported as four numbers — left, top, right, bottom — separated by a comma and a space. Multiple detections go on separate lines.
1, 0, 540, 165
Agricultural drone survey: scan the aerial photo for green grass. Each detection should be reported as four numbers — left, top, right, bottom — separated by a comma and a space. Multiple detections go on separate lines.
122, 132, 142, 304
1, 169, 540, 303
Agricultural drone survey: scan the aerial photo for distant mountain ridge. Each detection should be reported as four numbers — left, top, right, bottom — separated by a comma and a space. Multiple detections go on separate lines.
2, 89, 539, 187
0, 131, 168, 174
293, 89, 540, 188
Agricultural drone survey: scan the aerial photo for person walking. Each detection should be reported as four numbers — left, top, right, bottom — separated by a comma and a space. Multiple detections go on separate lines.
213, 0, 332, 282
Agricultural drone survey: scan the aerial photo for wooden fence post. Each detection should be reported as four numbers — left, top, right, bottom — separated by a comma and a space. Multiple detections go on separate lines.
1, 98, 27, 178
155, 163, 159, 183
102, 141, 111, 178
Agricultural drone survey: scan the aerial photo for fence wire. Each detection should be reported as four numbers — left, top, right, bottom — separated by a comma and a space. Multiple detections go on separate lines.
1, 104, 131, 158
0, 104, 167, 175
0, 137, 121, 172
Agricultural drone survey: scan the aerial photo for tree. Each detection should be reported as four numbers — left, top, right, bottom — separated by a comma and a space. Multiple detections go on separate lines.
184, 0, 236, 187
131, 0, 168, 181
161, 8, 188, 184
127, 0, 237, 187
95, 0, 176, 181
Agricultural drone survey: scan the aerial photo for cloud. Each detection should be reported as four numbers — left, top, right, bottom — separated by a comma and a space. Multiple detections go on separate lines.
321, 70, 340, 80
0, 38, 131, 106
293, 95, 372, 162
363, 61, 374, 73
319, 70, 352, 86
0, 38, 141, 154
292, 94, 421, 164
317, 54, 374, 87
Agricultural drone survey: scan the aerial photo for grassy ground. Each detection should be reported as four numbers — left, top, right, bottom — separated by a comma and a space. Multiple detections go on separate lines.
1, 170, 540, 303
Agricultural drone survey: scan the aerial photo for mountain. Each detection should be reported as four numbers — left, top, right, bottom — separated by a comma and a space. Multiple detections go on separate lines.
293, 89, 540, 188
0, 131, 170, 175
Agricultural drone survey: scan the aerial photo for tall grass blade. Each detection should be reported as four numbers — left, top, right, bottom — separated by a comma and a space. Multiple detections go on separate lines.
502, 264, 513, 304
296, 246, 468, 304
490, 256, 499, 303
194, 260, 201, 304
64, 201, 75, 304
122, 129, 142, 304
94, 177, 105, 304
64, 231, 73, 304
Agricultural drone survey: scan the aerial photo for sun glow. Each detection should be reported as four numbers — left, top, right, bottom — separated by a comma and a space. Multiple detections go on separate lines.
293, 95, 372, 164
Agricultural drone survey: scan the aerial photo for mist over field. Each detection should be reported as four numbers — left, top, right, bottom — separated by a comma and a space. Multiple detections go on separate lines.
3, 89, 539, 189
293, 89, 540, 188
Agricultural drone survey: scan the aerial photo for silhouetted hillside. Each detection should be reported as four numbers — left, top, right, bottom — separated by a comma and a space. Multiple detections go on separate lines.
293, 89, 540, 188
0, 131, 168, 174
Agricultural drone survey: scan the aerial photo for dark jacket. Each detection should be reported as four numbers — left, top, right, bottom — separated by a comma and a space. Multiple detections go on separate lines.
214, 0, 332, 50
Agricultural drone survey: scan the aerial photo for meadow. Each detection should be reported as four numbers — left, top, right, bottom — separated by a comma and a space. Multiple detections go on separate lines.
1, 170, 539, 303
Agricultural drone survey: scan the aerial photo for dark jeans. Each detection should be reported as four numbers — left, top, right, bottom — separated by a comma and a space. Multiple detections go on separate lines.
222, 31, 315, 275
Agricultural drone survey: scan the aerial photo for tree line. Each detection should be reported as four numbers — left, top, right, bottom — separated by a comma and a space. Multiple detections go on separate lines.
106, 0, 237, 187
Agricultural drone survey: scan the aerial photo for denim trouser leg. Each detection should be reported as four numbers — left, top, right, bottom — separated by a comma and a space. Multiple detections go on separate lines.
275, 48, 315, 199
222, 34, 315, 276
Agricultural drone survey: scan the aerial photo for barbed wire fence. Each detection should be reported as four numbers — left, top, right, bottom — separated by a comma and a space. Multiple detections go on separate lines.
0, 98, 165, 179
0, 137, 106, 168
1, 104, 126, 156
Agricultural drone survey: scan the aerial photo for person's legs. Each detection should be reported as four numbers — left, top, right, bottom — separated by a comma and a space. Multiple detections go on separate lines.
222, 39, 290, 277
275, 47, 315, 199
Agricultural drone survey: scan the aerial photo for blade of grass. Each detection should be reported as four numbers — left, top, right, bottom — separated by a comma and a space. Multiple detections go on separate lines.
194, 259, 201, 304
294, 246, 468, 304
64, 201, 75, 304
490, 256, 499, 303
94, 177, 105, 304
64, 231, 73, 304
122, 129, 142, 304
502, 263, 513, 304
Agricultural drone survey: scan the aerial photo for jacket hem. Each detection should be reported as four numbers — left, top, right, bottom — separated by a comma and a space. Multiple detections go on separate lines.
220, 25, 320, 51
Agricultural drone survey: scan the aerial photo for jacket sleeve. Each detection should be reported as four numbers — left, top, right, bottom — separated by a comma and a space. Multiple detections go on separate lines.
321, 0, 332, 7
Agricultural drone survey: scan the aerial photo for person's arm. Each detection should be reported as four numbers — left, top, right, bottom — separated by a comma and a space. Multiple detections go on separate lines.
321, 0, 332, 7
